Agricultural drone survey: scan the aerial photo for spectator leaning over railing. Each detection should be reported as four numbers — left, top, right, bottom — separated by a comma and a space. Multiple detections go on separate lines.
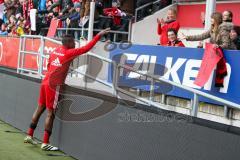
59, 2, 81, 28
97, 1, 127, 41
34, 0, 58, 35
167, 28, 184, 47
157, 8, 180, 46
180, 12, 236, 87
103, 2, 126, 27
181, 12, 236, 50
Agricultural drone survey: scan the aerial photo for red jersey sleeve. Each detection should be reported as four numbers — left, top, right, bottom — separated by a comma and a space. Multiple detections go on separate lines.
170, 21, 180, 32
65, 34, 101, 60
157, 24, 162, 35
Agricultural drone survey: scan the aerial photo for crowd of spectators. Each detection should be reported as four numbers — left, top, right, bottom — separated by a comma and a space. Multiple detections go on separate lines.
0, 0, 173, 41
0, 0, 173, 38
157, 9, 240, 50
0, 0, 239, 50
0, 0, 137, 38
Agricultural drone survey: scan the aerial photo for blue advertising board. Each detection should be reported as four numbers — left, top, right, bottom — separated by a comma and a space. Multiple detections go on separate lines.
108, 44, 240, 105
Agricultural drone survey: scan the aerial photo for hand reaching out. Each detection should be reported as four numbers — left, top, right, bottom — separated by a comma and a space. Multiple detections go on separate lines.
179, 32, 187, 41
97, 28, 111, 37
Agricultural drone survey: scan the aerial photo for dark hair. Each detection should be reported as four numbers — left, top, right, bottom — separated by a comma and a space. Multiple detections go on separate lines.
62, 34, 74, 47
226, 10, 233, 19
167, 28, 178, 35
233, 26, 240, 35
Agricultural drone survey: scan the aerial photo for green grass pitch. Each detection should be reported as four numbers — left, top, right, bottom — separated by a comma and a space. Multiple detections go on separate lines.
0, 120, 76, 160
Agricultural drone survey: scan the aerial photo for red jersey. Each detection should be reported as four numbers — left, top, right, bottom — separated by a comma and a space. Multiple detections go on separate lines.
43, 35, 100, 87
167, 40, 185, 47
72, 0, 80, 3
157, 20, 180, 46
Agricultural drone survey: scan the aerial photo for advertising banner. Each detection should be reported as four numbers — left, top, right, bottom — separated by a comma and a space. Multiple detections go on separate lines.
109, 44, 240, 104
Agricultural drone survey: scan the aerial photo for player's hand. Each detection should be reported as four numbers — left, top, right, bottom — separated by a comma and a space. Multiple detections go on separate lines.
98, 28, 111, 37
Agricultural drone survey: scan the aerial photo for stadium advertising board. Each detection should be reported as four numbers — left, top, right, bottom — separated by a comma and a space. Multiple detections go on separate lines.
109, 44, 240, 105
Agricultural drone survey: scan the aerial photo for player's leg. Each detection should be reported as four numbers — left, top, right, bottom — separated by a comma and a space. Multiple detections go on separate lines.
29, 106, 46, 136
24, 106, 46, 145
41, 109, 58, 151
24, 84, 46, 145
43, 109, 55, 144
41, 85, 60, 151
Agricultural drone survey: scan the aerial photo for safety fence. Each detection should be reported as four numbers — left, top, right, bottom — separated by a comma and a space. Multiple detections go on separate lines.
1, 36, 240, 120
44, 28, 131, 43
40, 15, 134, 43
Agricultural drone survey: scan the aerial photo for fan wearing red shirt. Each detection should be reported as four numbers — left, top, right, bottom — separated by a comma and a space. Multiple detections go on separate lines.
157, 9, 180, 46
24, 28, 110, 151
167, 28, 185, 47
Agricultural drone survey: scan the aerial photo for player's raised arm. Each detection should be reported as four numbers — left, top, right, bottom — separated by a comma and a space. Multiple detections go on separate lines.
66, 28, 110, 59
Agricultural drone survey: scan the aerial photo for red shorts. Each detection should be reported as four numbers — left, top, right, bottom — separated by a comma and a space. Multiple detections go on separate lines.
38, 84, 61, 110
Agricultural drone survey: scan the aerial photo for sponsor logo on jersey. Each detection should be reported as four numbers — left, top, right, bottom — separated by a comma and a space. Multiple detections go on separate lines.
53, 51, 64, 56
51, 58, 62, 67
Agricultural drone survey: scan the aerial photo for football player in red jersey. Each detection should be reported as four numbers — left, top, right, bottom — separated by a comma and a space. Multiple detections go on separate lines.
24, 28, 110, 151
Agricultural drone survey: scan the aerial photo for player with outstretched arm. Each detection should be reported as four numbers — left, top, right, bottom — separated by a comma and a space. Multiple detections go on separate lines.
24, 28, 110, 151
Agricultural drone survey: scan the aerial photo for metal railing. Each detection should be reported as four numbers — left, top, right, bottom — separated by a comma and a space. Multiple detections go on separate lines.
41, 27, 131, 43
41, 15, 134, 43
116, 64, 240, 116
17, 35, 62, 77
66, 28, 129, 42
135, 0, 167, 22
17, 35, 240, 118
68, 52, 240, 117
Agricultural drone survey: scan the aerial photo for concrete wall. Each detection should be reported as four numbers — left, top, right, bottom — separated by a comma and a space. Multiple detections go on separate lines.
2, 69, 240, 160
